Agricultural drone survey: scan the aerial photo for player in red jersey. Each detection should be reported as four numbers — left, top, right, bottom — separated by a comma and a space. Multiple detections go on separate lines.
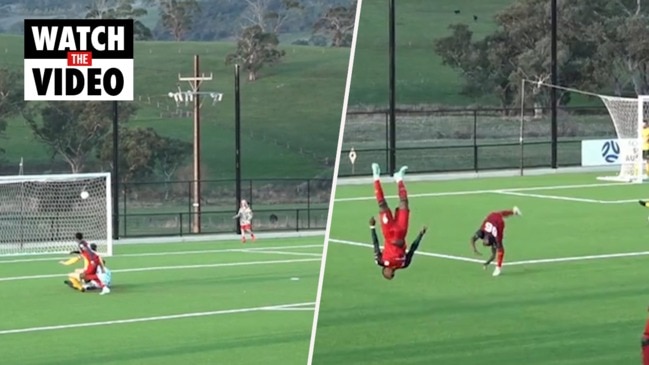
642, 306, 649, 365
61, 233, 110, 295
470, 207, 521, 277
370, 216, 426, 279
370, 162, 413, 280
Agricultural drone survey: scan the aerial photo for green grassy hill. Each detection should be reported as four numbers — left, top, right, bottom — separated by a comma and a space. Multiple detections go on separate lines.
0, 34, 350, 179
349, 0, 512, 107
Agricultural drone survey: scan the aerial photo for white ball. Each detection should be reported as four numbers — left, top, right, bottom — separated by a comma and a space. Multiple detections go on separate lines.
80, 191, 89, 199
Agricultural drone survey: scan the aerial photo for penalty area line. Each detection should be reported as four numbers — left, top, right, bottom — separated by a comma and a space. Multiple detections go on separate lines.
0, 302, 316, 335
0, 258, 322, 282
329, 239, 483, 264
507, 250, 649, 266
0, 244, 324, 265
330, 239, 649, 267
334, 181, 625, 202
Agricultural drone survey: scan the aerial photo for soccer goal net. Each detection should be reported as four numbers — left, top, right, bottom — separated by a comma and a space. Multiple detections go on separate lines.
524, 80, 648, 183
596, 95, 648, 183
0, 173, 112, 256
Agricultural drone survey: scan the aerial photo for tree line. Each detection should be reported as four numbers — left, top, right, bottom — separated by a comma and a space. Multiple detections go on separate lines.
0, 82, 192, 186
433, 0, 649, 110
0, 0, 356, 181
0, 0, 356, 46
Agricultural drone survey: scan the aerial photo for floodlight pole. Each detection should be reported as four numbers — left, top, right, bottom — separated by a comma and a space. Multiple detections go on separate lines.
388, 0, 397, 175
234, 64, 242, 235
112, 100, 119, 239
550, 0, 558, 168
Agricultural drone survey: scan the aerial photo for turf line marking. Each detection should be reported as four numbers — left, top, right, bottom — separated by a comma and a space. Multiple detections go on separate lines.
331, 238, 649, 267
0, 258, 321, 282
241, 250, 322, 257
0, 244, 324, 264
507, 251, 649, 266
329, 238, 483, 264
0, 302, 317, 335
334, 181, 625, 202
494, 191, 604, 203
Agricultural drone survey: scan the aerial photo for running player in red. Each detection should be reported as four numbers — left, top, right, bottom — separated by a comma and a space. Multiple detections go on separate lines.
642, 306, 649, 365
370, 216, 426, 279
470, 207, 521, 277
371, 162, 413, 280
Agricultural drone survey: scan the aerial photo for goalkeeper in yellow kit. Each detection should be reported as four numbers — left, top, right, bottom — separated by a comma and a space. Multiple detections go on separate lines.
60, 233, 109, 294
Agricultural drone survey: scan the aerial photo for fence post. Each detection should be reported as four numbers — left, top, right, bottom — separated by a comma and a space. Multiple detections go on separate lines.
307, 179, 311, 229
296, 209, 300, 232
187, 181, 192, 229
385, 112, 389, 171
248, 180, 253, 206
122, 186, 127, 237
179, 213, 183, 237
473, 110, 478, 172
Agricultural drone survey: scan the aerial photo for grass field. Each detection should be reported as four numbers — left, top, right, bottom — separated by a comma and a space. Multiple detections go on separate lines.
312, 172, 649, 364
0, 236, 323, 365
0, 34, 349, 178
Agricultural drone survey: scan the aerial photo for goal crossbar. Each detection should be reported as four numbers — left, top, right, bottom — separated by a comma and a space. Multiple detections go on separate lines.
0, 172, 113, 257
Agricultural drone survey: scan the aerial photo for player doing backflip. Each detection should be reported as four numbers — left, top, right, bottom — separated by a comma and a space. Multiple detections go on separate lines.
470, 208, 521, 277
371, 163, 424, 280
233, 199, 255, 243
370, 216, 426, 278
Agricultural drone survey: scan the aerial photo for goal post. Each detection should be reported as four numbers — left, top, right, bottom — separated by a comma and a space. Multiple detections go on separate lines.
0, 172, 113, 257
595, 95, 647, 183
522, 79, 648, 183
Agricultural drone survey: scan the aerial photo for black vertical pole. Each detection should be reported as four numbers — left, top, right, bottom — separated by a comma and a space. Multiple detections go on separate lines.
112, 100, 119, 240
235, 64, 242, 235
550, 0, 558, 168
388, 0, 396, 174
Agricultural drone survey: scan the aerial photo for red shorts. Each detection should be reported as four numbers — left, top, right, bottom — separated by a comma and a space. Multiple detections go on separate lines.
84, 264, 97, 276
643, 337, 649, 365
379, 208, 410, 240
241, 224, 252, 231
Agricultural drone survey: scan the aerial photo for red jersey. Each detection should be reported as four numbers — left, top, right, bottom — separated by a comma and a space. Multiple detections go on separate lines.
644, 318, 649, 337
481, 211, 512, 245
381, 242, 407, 269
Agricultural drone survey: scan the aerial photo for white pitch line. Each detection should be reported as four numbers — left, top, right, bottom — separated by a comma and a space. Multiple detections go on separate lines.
0, 301, 316, 335
329, 238, 484, 264
506, 251, 649, 266
331, 238, 649, 267
241, 250, 322, 257
0, 258, 321, 282
494, 190, 604, 203
334, 181, 625, 202
0, 244, 324, 264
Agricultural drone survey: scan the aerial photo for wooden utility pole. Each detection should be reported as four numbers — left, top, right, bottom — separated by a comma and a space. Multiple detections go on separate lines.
178, 55, 212, 234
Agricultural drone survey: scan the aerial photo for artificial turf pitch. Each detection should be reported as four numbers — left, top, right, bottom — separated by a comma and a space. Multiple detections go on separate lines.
312, 172, 649, 365
0, 237, 322, 365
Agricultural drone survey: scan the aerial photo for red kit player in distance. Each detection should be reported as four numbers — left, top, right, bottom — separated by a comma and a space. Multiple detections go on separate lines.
470, 207, 521, 277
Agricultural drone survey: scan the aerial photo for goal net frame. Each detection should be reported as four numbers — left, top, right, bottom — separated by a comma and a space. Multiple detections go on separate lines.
521, 79, 648, 183
0, 172, 113, 257
594, 95, 648, 183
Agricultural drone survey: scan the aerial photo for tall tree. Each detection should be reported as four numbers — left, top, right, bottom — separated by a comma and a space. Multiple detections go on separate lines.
85, 0, 153, 40
157, 0, 200, 41
312, 1, 356, 47
23, 101, 137, 173
153, 136, 191, 200
226, 25, 286, 81
241, 0, 303, 34
97, 126, 161, 183
0, 69, 24, 155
